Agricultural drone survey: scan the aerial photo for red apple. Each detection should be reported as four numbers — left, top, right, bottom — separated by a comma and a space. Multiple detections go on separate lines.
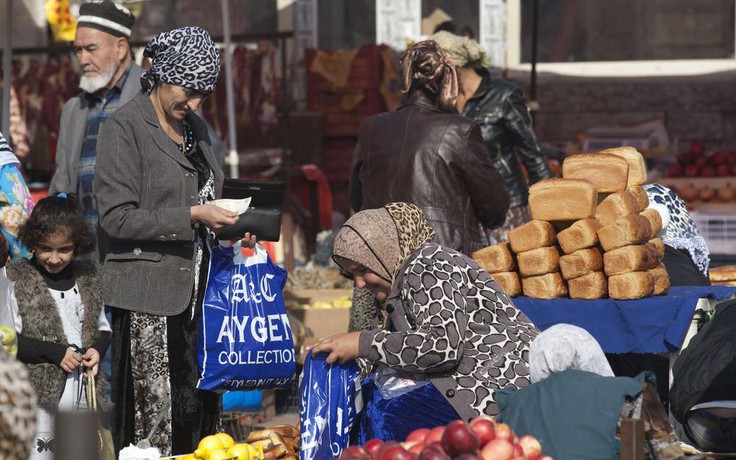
376, 441, 401, 460
406, 428, 431, 445
716, 164, 730, 177
425, 426, 445, 445
418, 443, 450, 460
511, 443, 524, 458
408, 443, 425, 455
454, 454, 482, 460
365, 439, 384, 458
517, 435, 543, 459
342, 446, 371, 459
494, 423, 515, 442
684, 164, 699, 177
480, 439, 514, 460
470, 418, 496, 446
667, 163, 683, 177
441, 420, 480, 457
379, 444, 414, 460
701, 165, 716, 177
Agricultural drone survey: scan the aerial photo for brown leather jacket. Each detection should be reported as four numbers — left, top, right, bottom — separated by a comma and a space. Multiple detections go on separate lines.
349, 91, 510, 255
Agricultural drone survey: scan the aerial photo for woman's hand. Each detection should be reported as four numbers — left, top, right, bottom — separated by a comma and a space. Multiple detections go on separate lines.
191, 204, 239, 231
308, 331, 362, 365
240, 232, 257, 248
81, 348, 101, 376
60, 347, 82, 373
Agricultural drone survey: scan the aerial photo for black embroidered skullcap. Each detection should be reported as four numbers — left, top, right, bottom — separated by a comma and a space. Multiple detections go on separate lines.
77, 1, 135, 38
141, 26, 221, 94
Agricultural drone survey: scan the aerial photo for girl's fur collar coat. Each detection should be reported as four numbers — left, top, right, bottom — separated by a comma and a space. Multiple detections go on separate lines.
6, 259, 110, 410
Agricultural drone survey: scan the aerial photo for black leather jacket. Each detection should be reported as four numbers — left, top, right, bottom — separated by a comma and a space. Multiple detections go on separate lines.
462, 71, 551, 207
350, 91, 510, 255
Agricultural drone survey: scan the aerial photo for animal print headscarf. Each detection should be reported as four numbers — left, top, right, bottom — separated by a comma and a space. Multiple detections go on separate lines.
0, 348, 36, 459
332, 203, 436, 282
400, 40, 458, 112
141, 26, 221, 94
429, 30, 491, 69
643, 183, 710, 276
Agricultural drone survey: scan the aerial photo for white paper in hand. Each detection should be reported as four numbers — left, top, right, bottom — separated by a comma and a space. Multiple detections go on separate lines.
207, 197, 252, 215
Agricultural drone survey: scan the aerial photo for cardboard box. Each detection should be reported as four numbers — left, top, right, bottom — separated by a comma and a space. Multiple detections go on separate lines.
284, 289, 352, 363
285, 289, 352, 340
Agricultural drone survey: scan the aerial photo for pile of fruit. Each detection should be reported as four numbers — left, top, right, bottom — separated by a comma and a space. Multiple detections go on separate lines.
165, 424, 300, 460
666, 142, 736, 178
340, 417, 551, 460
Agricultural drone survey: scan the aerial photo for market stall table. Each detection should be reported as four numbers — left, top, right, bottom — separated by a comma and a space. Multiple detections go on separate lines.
513, 286, 736, 353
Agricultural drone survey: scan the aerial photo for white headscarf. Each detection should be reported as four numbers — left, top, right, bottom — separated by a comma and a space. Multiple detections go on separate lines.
0, 132, 20, 167
529, 324, 614, 383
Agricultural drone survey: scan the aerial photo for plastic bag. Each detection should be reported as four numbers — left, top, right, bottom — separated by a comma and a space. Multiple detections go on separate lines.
373, 364, 430, 399
300, 351, 363, 460
197, 243, 295, 391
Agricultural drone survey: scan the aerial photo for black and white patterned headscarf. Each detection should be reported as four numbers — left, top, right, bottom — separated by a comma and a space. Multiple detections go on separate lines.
141, 26, 221, 94
644, 183, 710, 276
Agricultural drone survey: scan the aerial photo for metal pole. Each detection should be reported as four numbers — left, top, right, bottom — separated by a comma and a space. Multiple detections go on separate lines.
221, 0, 239, 179
2, 0, 13, 136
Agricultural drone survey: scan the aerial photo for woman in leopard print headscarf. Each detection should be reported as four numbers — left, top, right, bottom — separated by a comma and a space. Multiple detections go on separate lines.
311, 202, 539, 442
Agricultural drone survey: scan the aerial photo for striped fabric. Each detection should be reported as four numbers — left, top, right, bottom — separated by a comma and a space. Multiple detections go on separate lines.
78, 66, 131, 227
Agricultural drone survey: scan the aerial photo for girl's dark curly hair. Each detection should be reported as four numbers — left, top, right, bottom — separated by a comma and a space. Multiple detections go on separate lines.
18, 194, 96, 256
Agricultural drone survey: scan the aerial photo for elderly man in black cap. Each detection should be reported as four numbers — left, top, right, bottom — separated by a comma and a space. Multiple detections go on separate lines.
49, 1, 140, 260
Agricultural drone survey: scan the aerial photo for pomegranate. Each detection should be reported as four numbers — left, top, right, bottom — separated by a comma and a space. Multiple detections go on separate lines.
716, 164, 730, 177
667, 163, 683, 177
441, 420, 480, 457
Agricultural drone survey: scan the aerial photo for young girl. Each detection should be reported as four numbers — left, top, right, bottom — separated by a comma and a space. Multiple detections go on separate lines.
4, 193, 111, 459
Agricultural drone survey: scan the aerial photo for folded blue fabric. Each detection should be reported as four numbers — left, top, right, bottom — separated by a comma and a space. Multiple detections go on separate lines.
513, 286, 736, 353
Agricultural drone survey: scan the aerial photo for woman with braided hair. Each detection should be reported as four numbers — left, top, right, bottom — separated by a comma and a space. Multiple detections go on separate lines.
347, 39, 509, 332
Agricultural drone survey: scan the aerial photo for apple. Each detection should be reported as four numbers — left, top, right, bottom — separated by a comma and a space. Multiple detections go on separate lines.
517, 435, 543, 459
418, 443, 450, 460
341, 446, 371, 460
493, 423, 515, 442
408, 443, 425, 455
469, 418, 496, 446
379, 444, 414, 460
480, 439, 514, 460
365, 439, 384, 458
667, 163, 683, 177
454, 454, 482, 460
716, 164, 730, 177
425, 426, 445, 445
684, 164, 699, 177
376, 441, 401, 460
701, 165, 716, 177
441, 420, 480, 457
511, 443, 524, 458
406, 428, 431, 445
711, 152, 726, 166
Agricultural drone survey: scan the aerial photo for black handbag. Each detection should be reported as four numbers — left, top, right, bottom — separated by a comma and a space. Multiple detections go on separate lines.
215, 179, 286, 242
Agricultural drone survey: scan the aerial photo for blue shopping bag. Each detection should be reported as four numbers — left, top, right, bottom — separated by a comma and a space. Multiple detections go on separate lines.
198, 243, 295, 391
300, 351, 363, 460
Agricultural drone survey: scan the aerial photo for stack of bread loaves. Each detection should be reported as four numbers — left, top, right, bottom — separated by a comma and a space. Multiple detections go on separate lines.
473, 147, 671, 300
